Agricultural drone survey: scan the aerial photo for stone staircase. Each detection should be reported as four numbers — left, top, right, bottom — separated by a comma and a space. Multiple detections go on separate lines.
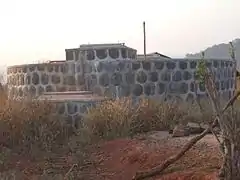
37, 91, 108, 127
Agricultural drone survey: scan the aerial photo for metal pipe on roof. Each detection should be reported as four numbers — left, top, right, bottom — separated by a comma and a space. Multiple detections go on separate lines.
143, 21, 146, 61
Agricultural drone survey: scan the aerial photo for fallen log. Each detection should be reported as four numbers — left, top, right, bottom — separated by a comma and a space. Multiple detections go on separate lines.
132, 91, 240, 180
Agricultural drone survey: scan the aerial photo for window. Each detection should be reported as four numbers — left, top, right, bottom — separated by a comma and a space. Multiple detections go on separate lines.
121, 49, 127, 58
66, 51, 74, 60
96, 49, 107, 59
86, 50, 95, 60
109, 48, 119, 59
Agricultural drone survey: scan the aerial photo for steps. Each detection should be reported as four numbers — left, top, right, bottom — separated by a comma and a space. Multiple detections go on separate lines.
38, 91, 107, 102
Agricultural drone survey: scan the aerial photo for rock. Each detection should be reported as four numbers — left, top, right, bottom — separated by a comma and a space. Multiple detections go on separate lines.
172, 124, 190, 137
187, 122, 205, 134
200, 123, 209, 129
213, 126, 221, 134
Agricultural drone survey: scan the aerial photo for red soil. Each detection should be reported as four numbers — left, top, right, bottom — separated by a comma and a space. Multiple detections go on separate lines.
88, 134, 221, 180
1, 133, 222, 180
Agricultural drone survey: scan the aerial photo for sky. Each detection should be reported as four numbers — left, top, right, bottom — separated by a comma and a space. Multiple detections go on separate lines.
1, 0, 240, 67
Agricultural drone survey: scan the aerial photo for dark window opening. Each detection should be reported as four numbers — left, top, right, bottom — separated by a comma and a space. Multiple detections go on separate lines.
96, 49, 107, 59
109, 48, 119, 59
121, 49, 127, 58
66, 51, 74, 60
86, 50, 95, 60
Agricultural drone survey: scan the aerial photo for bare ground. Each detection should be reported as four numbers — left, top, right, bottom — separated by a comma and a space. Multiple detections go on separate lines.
0, 131, 222, 180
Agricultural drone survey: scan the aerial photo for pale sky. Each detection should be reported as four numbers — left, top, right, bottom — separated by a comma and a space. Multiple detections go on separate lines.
1, 0, 240, 66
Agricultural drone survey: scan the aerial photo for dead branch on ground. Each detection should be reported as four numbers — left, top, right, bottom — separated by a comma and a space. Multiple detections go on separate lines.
132, 91, 240, 180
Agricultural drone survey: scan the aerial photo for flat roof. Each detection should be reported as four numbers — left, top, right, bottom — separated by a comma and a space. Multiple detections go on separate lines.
37, 91, 108, 102
65, 43, 137, 51
137, 53, 171, 59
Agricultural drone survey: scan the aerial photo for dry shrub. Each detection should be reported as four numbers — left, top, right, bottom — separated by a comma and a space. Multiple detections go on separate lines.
179, 100, 214, 127
85, 98, 191, 139
0, 84, 7, 108
0, 97, 72, 154
130, 98, 185, 134
85, 98, 133, 139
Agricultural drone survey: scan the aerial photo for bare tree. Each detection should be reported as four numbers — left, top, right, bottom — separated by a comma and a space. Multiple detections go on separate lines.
215, 42, 240, 180
133, 43, 240, 180
132, 92, 240, 180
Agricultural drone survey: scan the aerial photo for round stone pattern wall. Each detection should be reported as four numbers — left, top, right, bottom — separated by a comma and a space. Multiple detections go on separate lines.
51, 100, 99, 128
85, 58, 236, 102
7, 61, 85, 98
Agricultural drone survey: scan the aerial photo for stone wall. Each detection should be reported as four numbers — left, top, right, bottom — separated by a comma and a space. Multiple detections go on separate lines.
6, 43, 236, 126
31, 91, 107, 128
6, 44, 138, 99
51, 100, 102, 128
65, 45, 137, 61
7, 61, 85, 98
7, 57, 236, 101
85, 58, 236, 101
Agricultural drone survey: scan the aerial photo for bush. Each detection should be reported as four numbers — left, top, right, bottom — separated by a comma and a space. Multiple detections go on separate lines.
85, 98, 133, 139
0, 98, 73, 154
130, 98, 185, 134
84, 98, 202, 140
0, 85, 214, 156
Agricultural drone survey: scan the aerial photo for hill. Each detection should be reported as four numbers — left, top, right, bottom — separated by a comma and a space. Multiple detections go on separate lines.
186, 38, 240, 71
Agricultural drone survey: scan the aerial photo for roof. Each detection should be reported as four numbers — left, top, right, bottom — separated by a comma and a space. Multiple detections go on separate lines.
147, 52, 171, 59
7, 60, 66, 69
137, 52, 171, 59
65, 43, 137, 51
37, 91, 108, 102
65, 48, 79, 52
79, 43, 133, 50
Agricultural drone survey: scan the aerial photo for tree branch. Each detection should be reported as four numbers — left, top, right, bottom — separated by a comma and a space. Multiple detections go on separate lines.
132, 91, 240, 180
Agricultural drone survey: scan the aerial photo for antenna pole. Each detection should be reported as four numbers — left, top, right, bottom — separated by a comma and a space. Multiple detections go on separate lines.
143, 21, 146, 61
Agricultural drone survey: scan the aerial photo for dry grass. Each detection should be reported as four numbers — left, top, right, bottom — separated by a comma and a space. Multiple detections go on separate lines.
0, 90, 213, 154
0, 89, 88, 179
0, 93, 73, 155
84, 97, 214, 140
0, 85, 215, 179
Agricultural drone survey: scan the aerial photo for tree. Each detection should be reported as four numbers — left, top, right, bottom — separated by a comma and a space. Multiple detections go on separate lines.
132, 42, 240, 180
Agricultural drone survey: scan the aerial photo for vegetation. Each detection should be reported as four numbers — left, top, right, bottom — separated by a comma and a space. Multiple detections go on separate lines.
133, 42, 240, 180
0, 42, 238, 179
0, 84, 215, 179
